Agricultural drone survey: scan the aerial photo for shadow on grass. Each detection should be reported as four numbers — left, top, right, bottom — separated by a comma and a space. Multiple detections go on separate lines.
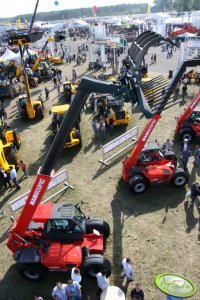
0, 264, 100, 300
111, 177, 187, 287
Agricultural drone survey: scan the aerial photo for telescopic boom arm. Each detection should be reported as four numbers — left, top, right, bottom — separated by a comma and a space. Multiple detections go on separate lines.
13, 76, 152, 238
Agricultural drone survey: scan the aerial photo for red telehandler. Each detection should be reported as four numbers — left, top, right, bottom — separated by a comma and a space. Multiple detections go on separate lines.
169, 23, 197, 38
6, 76, 152, 281
122, 60, 200, 193
176, 91, 200, 142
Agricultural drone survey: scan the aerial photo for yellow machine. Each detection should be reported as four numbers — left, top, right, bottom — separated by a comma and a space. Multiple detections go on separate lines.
104, 96, 129, 126
8, 35, 44, 121
0, 139, 20, 170
0, 119, 21, 150
63, 81, 78, 102
50, 104, 81, 148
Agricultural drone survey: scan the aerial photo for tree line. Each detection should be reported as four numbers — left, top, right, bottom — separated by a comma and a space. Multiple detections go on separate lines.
1, 1, 200, 23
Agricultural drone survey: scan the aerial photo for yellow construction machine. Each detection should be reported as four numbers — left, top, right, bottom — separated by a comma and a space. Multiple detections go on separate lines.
50, 104, 81, 148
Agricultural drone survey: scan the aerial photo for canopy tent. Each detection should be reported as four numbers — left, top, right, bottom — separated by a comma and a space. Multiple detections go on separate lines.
0, 48, 19, 62
69, 19, 89, 28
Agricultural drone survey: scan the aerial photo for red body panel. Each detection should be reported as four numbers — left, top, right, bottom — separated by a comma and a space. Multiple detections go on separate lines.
32, 202, 53, 221
170, 23, 197, 38
122, 114, 161, 182
139, 162, 174, 182
176, 92, 200, 133
41, 235, 103, 270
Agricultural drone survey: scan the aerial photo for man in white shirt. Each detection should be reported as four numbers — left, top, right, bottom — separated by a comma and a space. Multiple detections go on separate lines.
96, 269, 109, 291
162, 139, 173, 152
71, 267, 82, 283
51, 282, 68, 300
9, 166, 21, 190
121, 257, 134, 282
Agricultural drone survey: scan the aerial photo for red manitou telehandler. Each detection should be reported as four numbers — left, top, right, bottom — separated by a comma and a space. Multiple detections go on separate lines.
176, 91, 200, 142
6, 76, 152, 281
121, 60, 200, 193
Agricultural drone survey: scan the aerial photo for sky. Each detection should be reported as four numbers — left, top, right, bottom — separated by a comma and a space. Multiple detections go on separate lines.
0, 0, 150, 18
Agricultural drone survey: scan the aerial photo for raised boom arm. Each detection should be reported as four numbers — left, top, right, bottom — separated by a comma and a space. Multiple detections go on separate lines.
12, 76, 152, 239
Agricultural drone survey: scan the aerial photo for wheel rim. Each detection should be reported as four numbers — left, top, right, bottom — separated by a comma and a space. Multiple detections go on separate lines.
174, 176, 186, 186
183, 133, 192, 142
24, 270, 40, 280
134, 183, 146, 193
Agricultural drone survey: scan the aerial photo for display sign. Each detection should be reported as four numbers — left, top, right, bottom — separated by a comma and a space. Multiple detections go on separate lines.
155, 274, 196, 298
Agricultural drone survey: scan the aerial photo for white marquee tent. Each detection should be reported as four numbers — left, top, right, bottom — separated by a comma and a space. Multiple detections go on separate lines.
0, 48, 19, 62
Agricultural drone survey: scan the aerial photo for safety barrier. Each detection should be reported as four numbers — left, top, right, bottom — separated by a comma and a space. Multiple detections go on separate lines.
99, 126, 138, 166
8, 169, 73, 216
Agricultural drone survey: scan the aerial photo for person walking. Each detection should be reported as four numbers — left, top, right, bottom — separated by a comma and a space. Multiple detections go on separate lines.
193, 144, 200, 167
71, 268, 82, 284
66, 279, 82, 300
130, 283, 144, 300
162, 139, 173, 153
109, 116, 114, 135
181, 147, 191, 171
100, 122, 106, 141
19, 160, 28, 178
96, 269, 110, 291
182, 84, 187, 102
92, 120, 98, 139
53, 76, 57, 88
44, 86, 49, 100
4, 169, 12, 188
51, 282, 68, 300
154, 53, 156, 63
72, 69, 77, 81
9, 166, 21, 190
121, 257, 134, 282
188, 182, 200, 206
0, 167, 8, 189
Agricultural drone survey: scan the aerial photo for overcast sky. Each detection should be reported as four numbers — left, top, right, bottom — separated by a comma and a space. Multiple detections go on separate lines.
0, 0, 150, 18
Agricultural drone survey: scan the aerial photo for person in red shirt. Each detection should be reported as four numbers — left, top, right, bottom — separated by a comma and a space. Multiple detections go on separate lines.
19, 160, 28, 178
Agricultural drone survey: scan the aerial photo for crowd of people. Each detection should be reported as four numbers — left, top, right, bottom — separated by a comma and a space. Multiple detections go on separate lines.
32, 258, 145, 300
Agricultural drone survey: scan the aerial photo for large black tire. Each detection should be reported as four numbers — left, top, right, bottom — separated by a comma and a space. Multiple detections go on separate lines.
164, 152, 177, 166
171, 169, 188, 187
7, 147, 19, 167
179, 127, 195, 142
13, 130, 21, 150
18, 263, 48, 282
129, 175, 148, 194
86, 219, 110, 239
20, 111, 29, 122
36, 106, 44, 120
81, 255, 111, 278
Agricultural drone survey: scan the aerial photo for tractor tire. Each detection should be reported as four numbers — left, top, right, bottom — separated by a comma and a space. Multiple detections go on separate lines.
81, 255, 111, 278
129, 175, 148, 194
8, 70, 15, 79
13, 131, 21, 150
164, 152, 177, 166
7, 148, 19, 167
86, 219, 110, 239
20, 111, 29, 122
18, 263, 48, 282
179, 127, 194, 142
36, 106, 44, 120
171, 169, 188, 187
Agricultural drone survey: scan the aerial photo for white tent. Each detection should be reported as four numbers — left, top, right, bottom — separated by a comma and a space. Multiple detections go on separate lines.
0, 48, 20, 63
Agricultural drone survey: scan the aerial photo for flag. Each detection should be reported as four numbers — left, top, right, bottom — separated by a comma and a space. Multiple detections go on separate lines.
147, 4, 151, 14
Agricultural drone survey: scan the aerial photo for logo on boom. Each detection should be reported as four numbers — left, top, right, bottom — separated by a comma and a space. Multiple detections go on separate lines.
30, 178, 46, 206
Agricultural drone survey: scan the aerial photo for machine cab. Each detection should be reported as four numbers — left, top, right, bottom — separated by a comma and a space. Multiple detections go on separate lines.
138, 142, 166, 165
187, 107, 200, 134
43, 204, 86, 242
